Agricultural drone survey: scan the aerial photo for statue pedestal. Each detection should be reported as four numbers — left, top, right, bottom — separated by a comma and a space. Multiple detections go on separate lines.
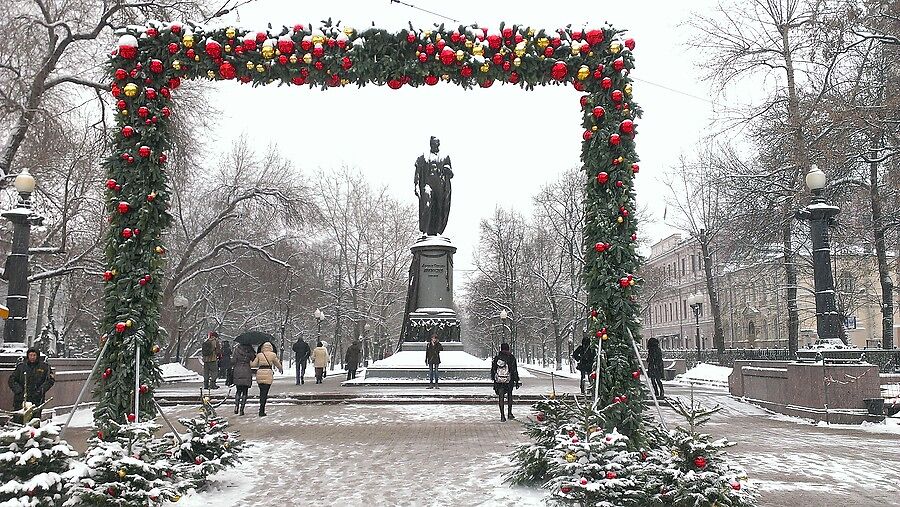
402, 235, 460, 346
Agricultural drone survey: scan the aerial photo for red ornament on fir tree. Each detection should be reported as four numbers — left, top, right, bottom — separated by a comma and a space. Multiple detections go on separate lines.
406, 33, 416, 43
103, 271, 113, 282
624, 38, 636, 51
609, 134, 621, 146
168, 42, 179, 54
620, 119, 634, 134
596, 172, 609, 184
425, 75, 438, 86
582, 130, 593, 141
613, 57, 625, 72
139, 384, 149, 394
601, 77, 612, 89
138, 146, 151, 158
115, 322, 126, 332
586, 29, 605, 46
694, 456, 707, 469
102, 367, 112, 378
551, 62, 568, 81
611, 90, 624, 102
388, 78, 403, 89
487, 34, 501, 49
106, 179, 117, 190
121, 126, 134, 138
137, 106, 149, 118
127, 413, 136, 422
219, 62, 236, 79
121, 228, 132, 239
606, 471, 617, 479
460, 65, 473, 78
117, 202, 129, 214
440, 47, 455, 65
341, 56, 353, 70
145, 87, 157, 100
561, 485, 572, 494
632, 371, 640, 379
149, 59, 164, 74
536, 412, 545, 422
631, 163, 640, 174
592, 106, 605, 118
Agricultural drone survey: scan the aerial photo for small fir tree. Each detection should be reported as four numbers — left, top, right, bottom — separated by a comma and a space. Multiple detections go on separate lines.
165, 396, 244, 487
0, 416, 78, 507
65, 422, 183, 506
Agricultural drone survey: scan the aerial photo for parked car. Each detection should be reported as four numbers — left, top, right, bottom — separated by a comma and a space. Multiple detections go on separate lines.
810, 338, 857, 350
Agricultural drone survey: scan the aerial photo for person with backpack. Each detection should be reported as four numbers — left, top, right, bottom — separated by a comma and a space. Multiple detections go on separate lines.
231, 342, 256, 415
425, 333, 443, 388
250, 341, 283, 417
572, 336, 596, 394
202, 331, 221, 389
491, 342, 520, 422
292, 337, 311, 385
647, 337, 665, 399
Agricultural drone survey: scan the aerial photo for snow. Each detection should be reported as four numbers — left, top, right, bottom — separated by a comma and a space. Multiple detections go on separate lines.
51, 408, 94, 429
160, 362, 203, 382
370, 350, 490, 369
521, 363, 581, 380
675, 363, 732, 388
766, 412, 900, 435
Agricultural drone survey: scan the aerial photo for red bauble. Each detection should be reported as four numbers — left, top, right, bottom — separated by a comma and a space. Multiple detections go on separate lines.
168, 42, 179, 54
567, 430, 575, 437
137, 106, 149, 118
631, 233, 637, 241
243, 38, 256, 51
582, 130, 593, 141
118, 45, 137, 60
620, 119, 635, 134
596, 172, 609, 184
621, 394, 628, 402
561, 485, 571, 494
160, 87, 170, 98
424, 43, 435, 55
116, 99, 127, 110
624, 38, 636, 51
106, 487, 116, 496
139, 384, 149, 394
502, 27, 513, 39
387, 78, 403, 89
312, 45, 325, 58
619, 278, 630, 288
551, 62, 568, 81
158, 153, 168, 164
170, 24, 182, 34
103, 367, 112, 378
277, 39, 294, 54
693, 456, 707, 469
417, 52, 428, 63
127, 413, 136, 422
425, 75, 438, 86
601, 77, 612, 89
138, 146, 151, 158
731, 482, 741, 491
146, 27, 158, 38
594, 242, 606, 253
586, 29, 605, 46
97, 430, 104, 439
117, 202, 129, 214
536, 412, 545, 422
185, 48, 196, 60
609, 134, 621, 146
209, 421, 217, 428
114, 68, 127, 80
111, 85, 121, 98
615, 181, 624, 188
294, 24, 304, 32
460, 66, 473, 78
194, 457, 203, 465
219, 62, 236, 80
139, 278, 147, 286
105, 179, 117, 190
631, 163, 640, 174
632, 371, 640, 379
115, 321, 126, 333
149, 59, 164, 74
543, 46, 554, 57
592, 106, 605, 118
450, 32, 461, 43
406, 33, 416, 43
103, 271, 113, 281
480, 79, 493, 88
341, 56, 353, 70
508, 72, 519, 84
121, 228, 132, 239
502, 61, 511, 72
611, 90, 624, 102
168, 77, 181, 89
440, 47, 455, 65
487, 34, 501, 49
613, 57, 625, 72
580, 95, 589, 108
291, 76, 305, 85
492, 53, 503, 65
606, 471, 617, 479
121, 126, 134, 138
591, 309, 599, 318
590, 372, 597, 380
255, 32, 266, 43
145, 87, 157, 100
133, 228, 140, 236
580, 478, 588, 485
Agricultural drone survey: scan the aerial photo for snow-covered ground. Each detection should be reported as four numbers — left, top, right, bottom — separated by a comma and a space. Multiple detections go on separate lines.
160, 362, 203, 382
521, 363, 581, 380
50, 407, 94, 428
370, 350, 491, 368
674, 363, 732, 388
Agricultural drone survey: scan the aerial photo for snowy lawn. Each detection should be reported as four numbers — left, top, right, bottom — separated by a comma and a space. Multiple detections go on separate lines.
521, 363, 580, 380
674, 363, 732, 387
160, 362, 203, 382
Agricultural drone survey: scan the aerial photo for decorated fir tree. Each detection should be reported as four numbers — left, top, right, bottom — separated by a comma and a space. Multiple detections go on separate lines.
165, 396, 244, 487
65, 422, 184, 506
0, 417, 78, 507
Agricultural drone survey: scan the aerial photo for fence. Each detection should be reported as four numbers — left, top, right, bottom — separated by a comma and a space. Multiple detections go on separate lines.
663, 348, 900, 373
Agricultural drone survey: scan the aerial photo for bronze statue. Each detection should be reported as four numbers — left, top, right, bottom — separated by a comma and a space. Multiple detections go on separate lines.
414, 137, 453, 236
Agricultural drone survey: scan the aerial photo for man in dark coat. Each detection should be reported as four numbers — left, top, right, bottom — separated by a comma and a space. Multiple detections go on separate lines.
292, 337, 311, 385
491, 343, 520, 422
8, 347, 55, 422
219, 340, 233, 385
345, 340, 362, 380
572, 337, 596, 394
646, 337, 665, 398
425, 333, 443, 389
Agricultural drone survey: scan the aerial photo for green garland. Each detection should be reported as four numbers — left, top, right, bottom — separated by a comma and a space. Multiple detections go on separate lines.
97, 20, 643, 433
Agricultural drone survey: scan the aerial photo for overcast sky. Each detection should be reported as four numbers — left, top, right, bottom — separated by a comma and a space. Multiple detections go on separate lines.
206, 0, 722, 273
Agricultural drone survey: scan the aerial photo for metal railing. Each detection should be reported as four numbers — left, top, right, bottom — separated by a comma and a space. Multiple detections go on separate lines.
662, 348, 900, 373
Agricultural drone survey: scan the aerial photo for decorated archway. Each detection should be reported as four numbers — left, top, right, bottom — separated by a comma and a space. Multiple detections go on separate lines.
96, 21, 643, 432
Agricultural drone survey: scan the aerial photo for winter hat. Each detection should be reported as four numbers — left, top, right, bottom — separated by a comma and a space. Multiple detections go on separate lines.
500, 343, 510, 352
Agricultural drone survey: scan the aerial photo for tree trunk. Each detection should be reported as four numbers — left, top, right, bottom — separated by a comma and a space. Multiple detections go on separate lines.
869, 137, 894, 349
699, 230, 726, 357
783, 211, 800, 354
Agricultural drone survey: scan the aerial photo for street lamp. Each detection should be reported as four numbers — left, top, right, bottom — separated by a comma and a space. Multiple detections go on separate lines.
796, 165, 841, 349
687, 293, 703, 362
174, 294, 189, 362
499, 310, 511, 352
314, 308, 325, 340
363, 322, 371, 367
2, 168, 38, 344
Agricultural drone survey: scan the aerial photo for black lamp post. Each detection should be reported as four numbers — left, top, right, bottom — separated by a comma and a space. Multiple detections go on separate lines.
2, 168, 37, 344
688, 293, 703, 362
174, 294, 189, 363
796, 165, 842, 344
314, 308, 324, 341
499, 309, 511, 352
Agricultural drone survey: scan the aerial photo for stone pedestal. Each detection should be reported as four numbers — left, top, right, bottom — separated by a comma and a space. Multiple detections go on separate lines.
403, 236, 460, 345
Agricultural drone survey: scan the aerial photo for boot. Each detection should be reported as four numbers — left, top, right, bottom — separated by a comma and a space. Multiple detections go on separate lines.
234, 403, 239, 415
499, 405, 506, 422
507, 409, 516, 420
239, 402, 245, 416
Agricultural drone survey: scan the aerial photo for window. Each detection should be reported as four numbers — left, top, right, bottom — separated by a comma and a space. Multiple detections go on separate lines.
839, 271, 853, 294
681, 258, 686, 276
691, 255, 696, 273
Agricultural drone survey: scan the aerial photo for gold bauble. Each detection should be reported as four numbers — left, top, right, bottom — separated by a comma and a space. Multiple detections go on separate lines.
472, 44, 484, 56
455, 50, 465, 62
343, 26, 354, 36
193, 55, 200, 62
514, 41, 527, 57
224, 45, 232, 53
155, 246, 164, 254
311, 34, 325, 45
610, 42, 622, 54
624, 83, 633, 95
591, 126, 598, 131
207, 70, 215, 78
602, 333, 609, 340
513, 57, 521, 67
589, 51, 594, 57
480, 62, 490, 73
120, 109, 128, 116
275, 49, 281, 56
246, 61, 255, 70
629, 279, 636, 286
303, 53, 312, 64
617, 156, 625, 164
617, 216, 624, 224
536, 37, 549, 49
570, 44, 581, 56
465, 40, 473, 49
172, 60, 182, 71
441, 74, 450, 81
435, 33, 442, 41
289, 54, 298, 64
226, 28, 236, 39
423, 30, 432, 38
125, 319, 133, 328
182, 34, 194, 48
565, 453, 576, 463
118, 469, 126, 478
577, 65, 590, 81
340, 79, 349, 85
255, 64, 266, 73
527, 28, 535, 37
261, 45, 275, 59
171, 495, 181, 502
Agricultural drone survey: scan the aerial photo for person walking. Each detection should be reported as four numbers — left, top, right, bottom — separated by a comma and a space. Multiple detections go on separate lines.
572, 336, 596, 394
220, 340, 233, 386
344, 340, 361, 380
7, 348, 55, 423
312, 341, 329, 384
647, 337, 665, 399
491, 343, 520, 422
250, 341, 282, 417
201, 331, 221, 389
425, 333, 443, 389
292, 337, 311, 385
231, 342, 256, 415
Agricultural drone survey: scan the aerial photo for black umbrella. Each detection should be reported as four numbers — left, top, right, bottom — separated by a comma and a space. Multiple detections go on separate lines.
234, 330, 276, 347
